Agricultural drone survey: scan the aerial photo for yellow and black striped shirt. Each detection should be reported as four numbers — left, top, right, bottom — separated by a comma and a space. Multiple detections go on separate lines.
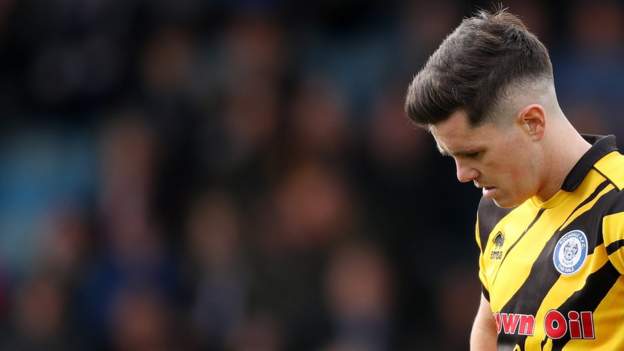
476, 135, 624, 351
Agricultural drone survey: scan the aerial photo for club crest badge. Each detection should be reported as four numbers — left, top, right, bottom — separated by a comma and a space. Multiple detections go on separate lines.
553, 230, 588, 275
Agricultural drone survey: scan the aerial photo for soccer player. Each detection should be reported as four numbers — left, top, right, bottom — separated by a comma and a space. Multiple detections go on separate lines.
405, 9, 624, 351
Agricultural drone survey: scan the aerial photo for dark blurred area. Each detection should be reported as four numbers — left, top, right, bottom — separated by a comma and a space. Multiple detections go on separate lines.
0, 0, 620, 350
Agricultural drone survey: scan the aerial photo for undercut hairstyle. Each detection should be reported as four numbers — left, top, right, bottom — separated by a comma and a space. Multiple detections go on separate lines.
405, 9, 553, 127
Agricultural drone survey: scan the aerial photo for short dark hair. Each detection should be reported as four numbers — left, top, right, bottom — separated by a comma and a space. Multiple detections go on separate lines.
405, 9, 553, 127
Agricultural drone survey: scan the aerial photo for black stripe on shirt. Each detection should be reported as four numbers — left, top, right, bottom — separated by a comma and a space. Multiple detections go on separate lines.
607, 240, 624, 255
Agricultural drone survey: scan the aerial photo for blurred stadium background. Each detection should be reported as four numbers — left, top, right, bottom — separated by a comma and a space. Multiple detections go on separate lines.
0, 0, 622, 350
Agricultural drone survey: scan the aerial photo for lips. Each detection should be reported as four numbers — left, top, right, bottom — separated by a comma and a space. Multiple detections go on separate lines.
474, 182, 494, 189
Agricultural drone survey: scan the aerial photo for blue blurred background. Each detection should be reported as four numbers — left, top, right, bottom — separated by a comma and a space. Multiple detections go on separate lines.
0, 0, 622, 350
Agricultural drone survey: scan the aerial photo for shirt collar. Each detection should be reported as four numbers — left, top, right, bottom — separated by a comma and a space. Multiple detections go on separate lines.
561, 134, 618, 192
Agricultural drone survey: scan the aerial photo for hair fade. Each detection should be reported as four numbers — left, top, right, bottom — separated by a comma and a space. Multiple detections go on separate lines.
405, 9, 553, 127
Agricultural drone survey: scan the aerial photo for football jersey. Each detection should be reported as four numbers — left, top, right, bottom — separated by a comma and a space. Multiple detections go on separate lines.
476, 135, 624, 350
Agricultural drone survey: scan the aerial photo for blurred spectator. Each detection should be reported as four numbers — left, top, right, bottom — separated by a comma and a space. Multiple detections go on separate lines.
434, 265, 480, 351
141, 25, 199, 100
323, 241, 394, 351
37, 207, 91, 282
271, 161, 354, 252
139, 25, 205, 238
245, 160, 357, 350
1, 272, 82, 350
367, 85, 428, 171
216, 79, 281, 177
219, 14, 285, 90
185, 190, 248, 349
554, 0, 624, 141
398, 0, 462, 76
110, 286, 178, 351
288, 77, 351, 161
78, 114, 181, 347
97, 114, 155, 221
297, 32, 391, 117
229, 312, 284, 351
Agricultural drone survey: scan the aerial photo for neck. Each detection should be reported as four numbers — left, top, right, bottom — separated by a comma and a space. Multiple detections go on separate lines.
535, 120, 592, 202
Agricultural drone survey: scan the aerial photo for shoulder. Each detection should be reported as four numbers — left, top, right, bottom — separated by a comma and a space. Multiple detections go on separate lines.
588, 150, 624, 217
597, 166, 624, 270
594, 151, 624, 191
595, 154, 624, 245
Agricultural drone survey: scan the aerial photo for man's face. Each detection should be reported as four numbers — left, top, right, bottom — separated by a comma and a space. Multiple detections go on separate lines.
429, 110, 542, 208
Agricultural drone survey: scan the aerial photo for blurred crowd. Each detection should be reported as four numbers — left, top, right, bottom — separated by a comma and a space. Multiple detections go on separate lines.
0, 0, 622, 350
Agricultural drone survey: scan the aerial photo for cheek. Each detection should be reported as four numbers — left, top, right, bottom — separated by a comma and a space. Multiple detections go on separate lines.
495, 157, 530, 189
507, 157, 539, 192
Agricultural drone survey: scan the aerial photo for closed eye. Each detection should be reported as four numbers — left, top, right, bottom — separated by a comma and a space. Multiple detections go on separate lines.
457, 150, 483, 159
437, 145, 485, 159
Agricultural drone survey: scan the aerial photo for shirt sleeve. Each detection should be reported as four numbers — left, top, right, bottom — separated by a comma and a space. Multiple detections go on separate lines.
476, 217, 491, 301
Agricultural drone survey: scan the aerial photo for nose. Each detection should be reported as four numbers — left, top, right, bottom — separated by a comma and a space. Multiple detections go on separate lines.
455, 159, 479, 183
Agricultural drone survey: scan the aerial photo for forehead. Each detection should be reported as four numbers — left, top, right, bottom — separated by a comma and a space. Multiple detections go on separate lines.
429, 110, 498, 153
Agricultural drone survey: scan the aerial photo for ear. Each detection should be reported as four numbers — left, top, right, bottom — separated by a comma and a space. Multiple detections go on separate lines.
516, 104, 545, 141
